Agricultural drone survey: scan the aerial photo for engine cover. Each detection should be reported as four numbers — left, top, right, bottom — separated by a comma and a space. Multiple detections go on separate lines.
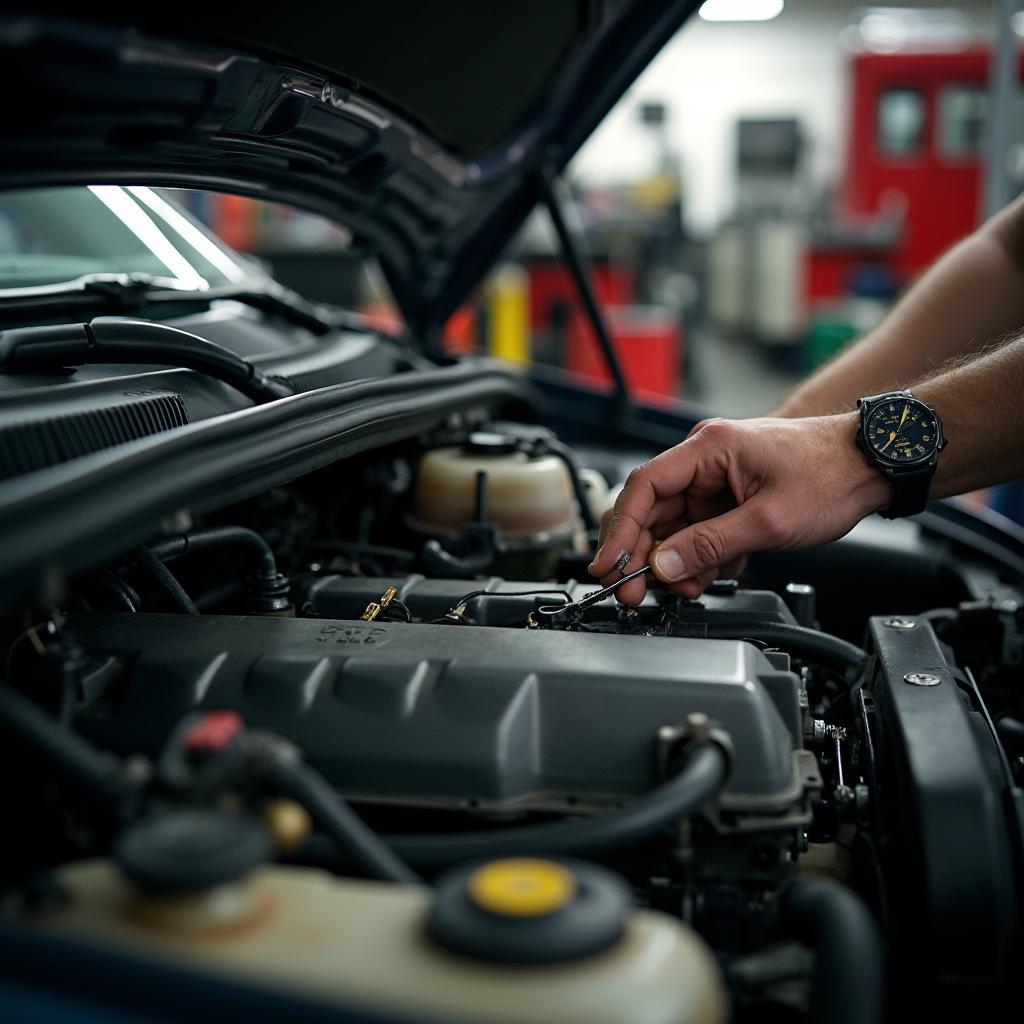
301, 573, 802, 629
70, 613, 807, 816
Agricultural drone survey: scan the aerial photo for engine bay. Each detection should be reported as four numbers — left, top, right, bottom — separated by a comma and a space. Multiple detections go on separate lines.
2, 415, 1023, 1024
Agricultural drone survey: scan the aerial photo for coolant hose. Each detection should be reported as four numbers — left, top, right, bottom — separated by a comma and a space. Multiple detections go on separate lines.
131, 545, 198, 614
90, 569, 140, 613
544, 439, 598, 532
705, 622, 868, 680
0, 684, 138, 809
266, 758, 421, 885
780, 876, 884, 1024
387, 738, 729, 868
148, 526, 277, 578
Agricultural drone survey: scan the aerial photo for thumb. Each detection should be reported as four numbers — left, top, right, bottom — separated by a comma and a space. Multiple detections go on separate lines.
649, 500, 783, 582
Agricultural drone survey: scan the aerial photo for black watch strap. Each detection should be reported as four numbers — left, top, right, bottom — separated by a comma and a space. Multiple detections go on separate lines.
880, 465, 932, 519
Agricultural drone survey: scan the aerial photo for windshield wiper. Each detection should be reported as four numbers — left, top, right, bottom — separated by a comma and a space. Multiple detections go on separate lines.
0, 273, 338, 336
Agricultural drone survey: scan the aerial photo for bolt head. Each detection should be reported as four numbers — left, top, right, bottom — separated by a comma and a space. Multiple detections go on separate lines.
834, 785, 856, 809
904, 672, 941, 687
885, 618, 916, 630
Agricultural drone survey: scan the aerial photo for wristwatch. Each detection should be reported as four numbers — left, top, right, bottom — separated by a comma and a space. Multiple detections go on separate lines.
855, 391, 948, 519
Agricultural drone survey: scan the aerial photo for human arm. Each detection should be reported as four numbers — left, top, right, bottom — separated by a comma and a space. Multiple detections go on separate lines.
589, 334, 1024, 602
771, 193, 1024, 418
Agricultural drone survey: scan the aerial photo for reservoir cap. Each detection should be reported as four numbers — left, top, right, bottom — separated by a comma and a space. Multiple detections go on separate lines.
115, 809, 270, 893
428, 857, 629, 965
468, 858, 576, 918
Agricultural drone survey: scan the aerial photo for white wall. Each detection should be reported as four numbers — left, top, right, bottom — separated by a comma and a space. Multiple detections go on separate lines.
571, 0, 994, 235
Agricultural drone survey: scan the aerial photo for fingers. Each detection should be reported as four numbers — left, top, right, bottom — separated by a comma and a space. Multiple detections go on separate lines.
663, 556, 746, 601
591, 543, 747, 607
685, 416, 721, 441
589, 445, 702, 578
597, 531, 655, 605
649, 498, 784, 585
589, 420, 761, 598
586, 413, 864, 601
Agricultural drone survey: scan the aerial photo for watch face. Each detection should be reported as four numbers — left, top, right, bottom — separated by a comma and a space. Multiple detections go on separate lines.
864, 398, 940, 464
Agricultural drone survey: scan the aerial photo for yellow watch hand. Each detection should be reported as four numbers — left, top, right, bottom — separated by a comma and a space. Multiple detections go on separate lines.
878, 402, 910, 452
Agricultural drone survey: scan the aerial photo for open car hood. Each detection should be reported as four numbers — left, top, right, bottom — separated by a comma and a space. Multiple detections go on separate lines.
0, 1, 698, 338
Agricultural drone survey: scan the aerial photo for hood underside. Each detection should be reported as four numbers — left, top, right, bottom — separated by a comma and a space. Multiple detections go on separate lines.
0, 1, 698, 338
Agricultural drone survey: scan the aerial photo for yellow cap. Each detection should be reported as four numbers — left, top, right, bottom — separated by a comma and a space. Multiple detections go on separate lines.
467, 858, 577, 918
263, 798, 312, 854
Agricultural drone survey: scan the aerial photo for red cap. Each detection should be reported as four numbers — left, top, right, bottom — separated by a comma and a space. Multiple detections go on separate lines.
182, 710, 243, 752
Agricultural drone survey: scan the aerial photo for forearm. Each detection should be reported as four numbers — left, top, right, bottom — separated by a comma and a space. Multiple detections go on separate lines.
822, 333, 1024, 513
774, 195, 1024, 418
916, 333, 1024, 497
592, 335, 1024, 599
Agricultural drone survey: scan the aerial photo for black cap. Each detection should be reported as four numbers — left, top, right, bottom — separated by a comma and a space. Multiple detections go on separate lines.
462, 431, 522, 455
115, 809, 270, 893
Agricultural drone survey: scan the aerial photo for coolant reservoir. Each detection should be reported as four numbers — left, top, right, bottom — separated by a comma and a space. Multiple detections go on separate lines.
411, 434, 579, 546
34, 859, 726, 1024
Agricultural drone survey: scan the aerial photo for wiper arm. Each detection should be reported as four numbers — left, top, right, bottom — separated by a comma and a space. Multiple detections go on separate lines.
0, 318, 295, 404
0, 273, 337, 336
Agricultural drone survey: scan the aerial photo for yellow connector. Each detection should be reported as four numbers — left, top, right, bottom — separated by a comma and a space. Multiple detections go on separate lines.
360, 586, 398, 622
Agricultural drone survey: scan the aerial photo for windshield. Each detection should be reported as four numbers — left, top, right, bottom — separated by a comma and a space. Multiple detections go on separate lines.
0, 186, 254, 291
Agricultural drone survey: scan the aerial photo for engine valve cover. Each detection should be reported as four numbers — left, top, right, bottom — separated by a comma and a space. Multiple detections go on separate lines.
70, 613, 804, 815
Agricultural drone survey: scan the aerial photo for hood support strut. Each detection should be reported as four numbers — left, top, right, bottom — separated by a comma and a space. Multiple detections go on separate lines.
537, 164, 631, 420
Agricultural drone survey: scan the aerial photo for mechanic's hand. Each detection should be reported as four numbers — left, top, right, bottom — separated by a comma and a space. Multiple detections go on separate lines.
588, 414, 891, 603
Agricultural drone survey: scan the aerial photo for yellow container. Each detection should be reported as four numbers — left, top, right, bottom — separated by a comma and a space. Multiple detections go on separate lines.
487, 262, 530, 365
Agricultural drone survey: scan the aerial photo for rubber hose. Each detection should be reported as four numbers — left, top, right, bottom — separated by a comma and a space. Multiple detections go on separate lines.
705, 622, 868, 679
780, 876, 884, 1024
149, 526, 276, 578
87, 320, 294, 404
131, 546, 198, 614
0, 684, 134, 808
91, 569, 139, 612
387, 739, 728, 868
544, 439, 598, 532
267, 759, 420, 885
996, 716, 1024, 746
420, 538, 496, 577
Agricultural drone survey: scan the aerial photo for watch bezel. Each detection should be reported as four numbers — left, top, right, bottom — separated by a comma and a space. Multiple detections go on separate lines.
856, 393, 946, 472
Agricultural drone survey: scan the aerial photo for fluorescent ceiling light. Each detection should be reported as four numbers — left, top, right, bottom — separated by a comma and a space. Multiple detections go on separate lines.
859, 12, 909, 52
699, 0, 784, 22
1013, 10, 1024, 37
127, 187, 247, 283
88, 186, 207, 290
846, 7, 971, 53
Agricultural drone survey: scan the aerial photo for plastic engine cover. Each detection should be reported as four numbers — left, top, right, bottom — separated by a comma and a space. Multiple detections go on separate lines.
69, 613, 802, 812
